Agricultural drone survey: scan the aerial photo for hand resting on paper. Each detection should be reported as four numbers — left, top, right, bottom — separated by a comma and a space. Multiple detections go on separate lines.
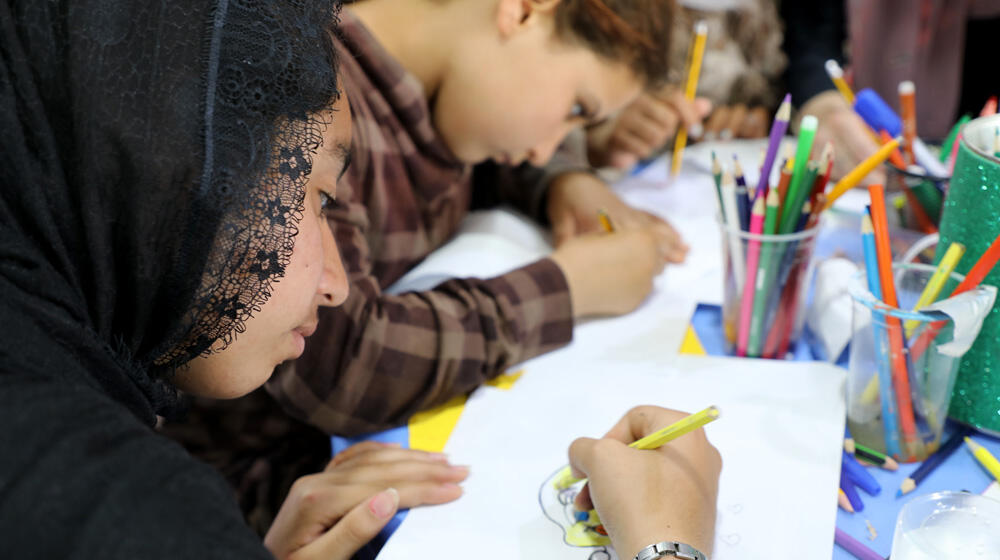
567, 406, 721, 560
264, 442, 468, 560
546, 171, 687, 263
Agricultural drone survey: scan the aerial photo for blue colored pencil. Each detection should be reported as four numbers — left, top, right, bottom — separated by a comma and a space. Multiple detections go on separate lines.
839, 469, 864, 512
755, 94, 792, 202
898, 427, 971, 496
861, 211, 902, 458
842, 450, 881, 496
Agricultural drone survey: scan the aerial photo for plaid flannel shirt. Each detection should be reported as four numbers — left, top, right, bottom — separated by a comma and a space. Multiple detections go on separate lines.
265, 11, 575, 435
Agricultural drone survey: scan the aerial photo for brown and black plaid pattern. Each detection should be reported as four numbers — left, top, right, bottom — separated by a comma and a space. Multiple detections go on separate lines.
162, 9, 577, 526
265, 11, 574, 435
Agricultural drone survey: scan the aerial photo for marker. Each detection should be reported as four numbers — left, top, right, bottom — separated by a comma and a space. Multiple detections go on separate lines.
553, 406, 720, 489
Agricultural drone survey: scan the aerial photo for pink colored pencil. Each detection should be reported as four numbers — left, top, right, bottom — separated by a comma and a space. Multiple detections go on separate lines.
736, 195, 766, 356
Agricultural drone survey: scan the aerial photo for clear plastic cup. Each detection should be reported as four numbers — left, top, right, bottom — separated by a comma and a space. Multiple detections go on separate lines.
891, 491, 1000, 559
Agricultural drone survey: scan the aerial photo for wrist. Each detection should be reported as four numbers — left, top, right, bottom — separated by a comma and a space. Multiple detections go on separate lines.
632, 541, 707, 560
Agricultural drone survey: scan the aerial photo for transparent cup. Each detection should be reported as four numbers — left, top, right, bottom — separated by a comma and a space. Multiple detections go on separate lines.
885, 162, 947, 231
890, 491, 1000, 560
720, 222, 820, 359
846, 263, 991, 462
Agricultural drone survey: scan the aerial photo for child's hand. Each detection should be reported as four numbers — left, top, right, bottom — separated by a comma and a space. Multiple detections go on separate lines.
586, 88, 712, 170
800, 90, 885, 185
546, 172, 688, 263
703, 104, 770, 140
264, 442, 468, 560
550, 229, 667, 318
567, 406, 722, 560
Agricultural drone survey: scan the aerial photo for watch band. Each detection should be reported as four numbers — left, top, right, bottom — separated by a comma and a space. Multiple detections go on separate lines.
633, 541, 707, 560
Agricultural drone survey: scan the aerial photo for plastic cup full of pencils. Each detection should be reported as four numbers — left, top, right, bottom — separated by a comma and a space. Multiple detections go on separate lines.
845, 263, 994, 463
890, 491, 1000, 560
721, 218, 821, 359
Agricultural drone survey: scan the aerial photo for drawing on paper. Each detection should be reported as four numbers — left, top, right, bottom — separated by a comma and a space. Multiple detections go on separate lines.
538, 465, 619, 559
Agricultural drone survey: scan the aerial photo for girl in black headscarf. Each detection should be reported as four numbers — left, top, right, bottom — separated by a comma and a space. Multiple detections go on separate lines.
0, 0, 721, 557
0, 0, 472, 557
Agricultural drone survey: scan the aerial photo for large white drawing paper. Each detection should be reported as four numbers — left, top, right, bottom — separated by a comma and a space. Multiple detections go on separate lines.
378, 354, 846, 560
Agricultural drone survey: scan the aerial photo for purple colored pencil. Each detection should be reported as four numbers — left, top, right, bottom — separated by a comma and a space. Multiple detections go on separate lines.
755, 93, 792, 201
834, 528, 884, 560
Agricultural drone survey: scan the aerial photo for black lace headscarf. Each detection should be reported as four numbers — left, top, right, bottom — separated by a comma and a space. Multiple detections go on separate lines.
0, 0, 341, 422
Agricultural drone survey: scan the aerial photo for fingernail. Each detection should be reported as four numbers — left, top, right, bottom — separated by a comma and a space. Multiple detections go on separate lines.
427, 452, 449, 462
689, 123, 703, 139
369, 488, 399, 519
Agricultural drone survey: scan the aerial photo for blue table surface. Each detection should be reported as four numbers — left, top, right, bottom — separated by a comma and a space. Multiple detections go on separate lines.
332, 219, 1000, 559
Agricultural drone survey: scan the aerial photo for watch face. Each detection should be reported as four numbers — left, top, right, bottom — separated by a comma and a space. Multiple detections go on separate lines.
539, 465, 619, 559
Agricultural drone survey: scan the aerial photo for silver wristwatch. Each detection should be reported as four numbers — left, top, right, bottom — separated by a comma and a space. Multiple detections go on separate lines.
633, 541, 707, 560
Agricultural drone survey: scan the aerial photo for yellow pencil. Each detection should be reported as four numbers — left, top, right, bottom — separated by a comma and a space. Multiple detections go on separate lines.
670, 21, 708, 176
597, 209, 615, 233
965, 437, 1000, 482
823, 138, 901, 210
554, 406, 720, 489
904, 242, 966, 335
825, 59, 855, 105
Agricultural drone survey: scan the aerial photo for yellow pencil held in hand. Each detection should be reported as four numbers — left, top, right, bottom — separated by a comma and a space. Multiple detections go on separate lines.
553, 406, 720, 490
597, 209, 615, 233
670, 21, 708, 177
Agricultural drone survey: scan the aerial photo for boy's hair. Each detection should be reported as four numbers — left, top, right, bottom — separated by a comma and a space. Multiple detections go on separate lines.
554, 0, 673, 88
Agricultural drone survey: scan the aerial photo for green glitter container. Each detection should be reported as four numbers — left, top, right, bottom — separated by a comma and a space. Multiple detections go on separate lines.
940, 115, 1000, 434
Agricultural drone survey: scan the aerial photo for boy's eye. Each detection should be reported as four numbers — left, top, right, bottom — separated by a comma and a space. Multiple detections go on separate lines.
569, 102, 587, 119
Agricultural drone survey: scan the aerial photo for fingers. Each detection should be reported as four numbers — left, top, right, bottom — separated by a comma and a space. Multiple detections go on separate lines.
663, 90, 706, 139
739, 106, 769, 138
326, 459, 470, 487
719, 104, 747, 141
299, 488, 400, 560
602, 405, 693, 444
651, 221, 688, 263
328, 445, 450, 471
326, 441, 399, 469
703, 106, 730, 141
550, 209, 578, 247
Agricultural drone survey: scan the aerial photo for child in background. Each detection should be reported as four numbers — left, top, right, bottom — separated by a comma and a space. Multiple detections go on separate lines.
164, 0, 692, 527
587, 0, 787, 171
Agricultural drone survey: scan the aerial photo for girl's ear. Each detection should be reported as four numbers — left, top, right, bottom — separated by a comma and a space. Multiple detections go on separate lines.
495, 0, 562, 39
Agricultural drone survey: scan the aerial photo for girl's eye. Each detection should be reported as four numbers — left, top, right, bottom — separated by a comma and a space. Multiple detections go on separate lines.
319, 191, 338, 212
569, 102, 586, 119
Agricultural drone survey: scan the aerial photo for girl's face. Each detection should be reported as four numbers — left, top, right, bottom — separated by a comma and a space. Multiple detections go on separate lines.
174, 96, 352, 399
432, 0, 642, 166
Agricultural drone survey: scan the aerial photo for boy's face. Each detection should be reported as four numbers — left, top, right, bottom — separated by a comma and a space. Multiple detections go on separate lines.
431, 6, 642, 167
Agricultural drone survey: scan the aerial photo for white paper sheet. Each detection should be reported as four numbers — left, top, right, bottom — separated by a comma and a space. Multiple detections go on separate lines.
378, 355, 846, 560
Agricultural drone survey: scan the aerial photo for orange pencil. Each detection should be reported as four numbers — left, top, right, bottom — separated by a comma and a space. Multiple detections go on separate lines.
899, 81, 917, 164
981, 96, 998, 117
880, 130, 906, 169
869, 184, 921, 461
775, 162, 793, 224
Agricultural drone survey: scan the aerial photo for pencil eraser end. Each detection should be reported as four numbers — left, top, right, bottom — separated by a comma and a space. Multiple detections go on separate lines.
899, 81, 915, 95
800, 115, 818, 131
825, 60, 843, 78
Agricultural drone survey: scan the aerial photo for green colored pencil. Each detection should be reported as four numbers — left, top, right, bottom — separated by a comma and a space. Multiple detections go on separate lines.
779, 115, 818, 234
939, 115, 971, 163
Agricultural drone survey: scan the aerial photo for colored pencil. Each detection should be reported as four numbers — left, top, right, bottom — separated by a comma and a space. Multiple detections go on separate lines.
834, 528, 884, 560
711, 151, 724, 216
861, 211, 902, 458
965, 437, 1000, 481
840, 469, 864, 512
755, 94, 792, 199
939, 115, 971, 163
671, 21, 708, 176
980, 95, 997, 117
774, 162, 793, 224
898, 427, 970, 496
898, 81, 916, 164
825, 60, 855, 105
824, 139, 901, 209
842, 450, 881, 496
837, 489, 854, 513
720, 172, 746, 293
869, 185, 921, 461
911, 230, 1000, 358
780, 116, 818, 234
597, 209, 615, 233
854, 442, 900, 471
746, 188, 780, 356
903, 242, 965, 335
736, 196, 766, 357
553, 406, 720, 489
732, 155, 749, 230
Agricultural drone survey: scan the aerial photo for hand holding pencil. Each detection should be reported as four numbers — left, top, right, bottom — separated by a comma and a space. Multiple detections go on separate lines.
567, 406, 721, 560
